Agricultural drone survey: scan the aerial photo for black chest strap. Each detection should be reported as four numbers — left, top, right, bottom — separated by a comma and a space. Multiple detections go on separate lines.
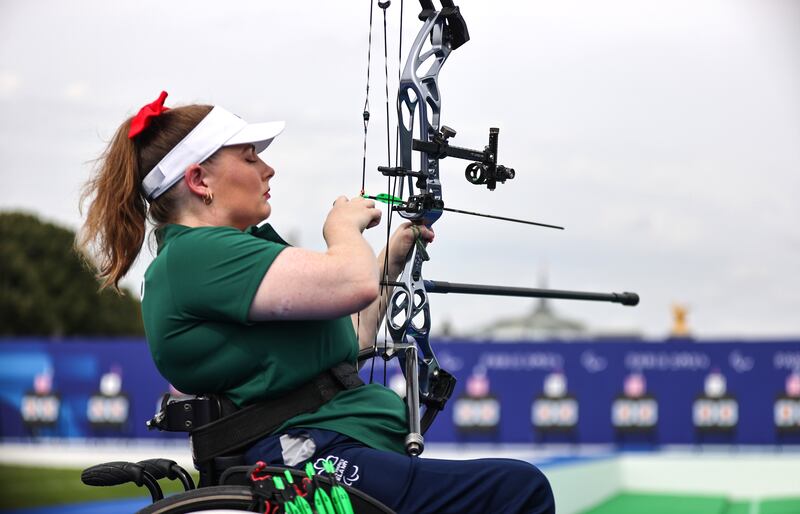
181, 361, 363, 463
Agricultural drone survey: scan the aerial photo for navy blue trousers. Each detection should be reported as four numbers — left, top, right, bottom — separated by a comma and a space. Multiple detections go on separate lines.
245, 428, 555, 514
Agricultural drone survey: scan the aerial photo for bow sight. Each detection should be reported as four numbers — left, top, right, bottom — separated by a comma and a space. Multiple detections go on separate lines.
377, 126, 527, 225
380, 126, 515, 191
416, 126, 516, 190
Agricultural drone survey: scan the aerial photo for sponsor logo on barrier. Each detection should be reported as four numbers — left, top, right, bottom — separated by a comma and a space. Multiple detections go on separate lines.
774, 353, 800, 371
580, 350, 608, 373
729, 350, 754, 373
438, 351, 464, 372
479, 352, 564, 371
625, 352, 710, 371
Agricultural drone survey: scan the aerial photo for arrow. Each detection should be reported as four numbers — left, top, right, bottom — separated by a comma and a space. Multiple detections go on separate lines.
362, 193, 564, 230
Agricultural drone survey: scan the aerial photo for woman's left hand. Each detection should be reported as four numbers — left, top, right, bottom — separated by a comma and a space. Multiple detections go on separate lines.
385, 222, 435, 273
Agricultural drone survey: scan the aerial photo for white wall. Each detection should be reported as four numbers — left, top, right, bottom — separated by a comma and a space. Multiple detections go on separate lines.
544, 449, 800, 514
618, 451, 800, 500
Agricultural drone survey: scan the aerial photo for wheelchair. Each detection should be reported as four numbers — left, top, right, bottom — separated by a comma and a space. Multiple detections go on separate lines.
81, 393, 395, 514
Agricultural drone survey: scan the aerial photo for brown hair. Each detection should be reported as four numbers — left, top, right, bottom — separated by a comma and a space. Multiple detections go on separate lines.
79, 104, 213, 291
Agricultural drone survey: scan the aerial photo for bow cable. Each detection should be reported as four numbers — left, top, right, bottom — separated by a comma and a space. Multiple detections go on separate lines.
378, 0, 408, 388
378, 0, 393, 388
358, 0, 406, 388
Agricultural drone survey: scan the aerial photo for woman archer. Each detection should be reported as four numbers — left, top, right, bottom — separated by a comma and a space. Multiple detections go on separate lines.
79, 91, 554, 514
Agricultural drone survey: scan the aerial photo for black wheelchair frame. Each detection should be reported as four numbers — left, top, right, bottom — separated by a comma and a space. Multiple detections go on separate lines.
81, 394, 394, 514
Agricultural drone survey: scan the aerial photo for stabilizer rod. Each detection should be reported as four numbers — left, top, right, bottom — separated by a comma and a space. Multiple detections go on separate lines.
383, 280, 639, 306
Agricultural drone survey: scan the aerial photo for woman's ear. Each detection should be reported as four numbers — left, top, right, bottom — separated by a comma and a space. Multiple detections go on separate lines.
183, 164, 210, 198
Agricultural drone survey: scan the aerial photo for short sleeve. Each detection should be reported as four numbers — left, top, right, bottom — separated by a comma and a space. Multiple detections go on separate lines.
166, 227, 286, 323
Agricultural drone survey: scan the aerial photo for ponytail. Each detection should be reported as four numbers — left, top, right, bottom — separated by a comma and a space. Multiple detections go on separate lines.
78, 104, 212, 291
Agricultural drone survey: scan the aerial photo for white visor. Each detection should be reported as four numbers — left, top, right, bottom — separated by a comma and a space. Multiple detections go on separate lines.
142, 106, 284, 200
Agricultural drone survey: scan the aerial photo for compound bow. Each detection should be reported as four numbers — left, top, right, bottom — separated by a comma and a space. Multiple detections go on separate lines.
360, 0, 639, 456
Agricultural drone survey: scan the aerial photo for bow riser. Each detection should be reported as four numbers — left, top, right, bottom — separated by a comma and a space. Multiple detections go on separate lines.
385, 6, 466, 455
392, 9, 457, 402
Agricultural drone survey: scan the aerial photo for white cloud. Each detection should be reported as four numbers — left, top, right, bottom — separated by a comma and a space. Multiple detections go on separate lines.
0, 71, 22, 97
64, 82, 89, 101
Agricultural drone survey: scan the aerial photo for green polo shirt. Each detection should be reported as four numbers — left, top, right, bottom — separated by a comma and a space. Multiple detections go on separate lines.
141, 223, 408, 454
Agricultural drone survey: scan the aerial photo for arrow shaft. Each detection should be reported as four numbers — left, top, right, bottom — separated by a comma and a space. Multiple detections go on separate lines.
364, 194, 564, 230
441, 207, 564, 230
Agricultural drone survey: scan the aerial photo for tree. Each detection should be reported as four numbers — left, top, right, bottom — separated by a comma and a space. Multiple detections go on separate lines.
0, 211, 144, 336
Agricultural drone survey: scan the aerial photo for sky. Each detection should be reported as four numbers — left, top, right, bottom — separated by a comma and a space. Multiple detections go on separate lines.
1, 0, 798, 340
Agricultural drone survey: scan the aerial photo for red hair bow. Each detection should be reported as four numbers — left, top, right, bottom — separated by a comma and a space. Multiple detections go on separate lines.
128, 91, 170, 139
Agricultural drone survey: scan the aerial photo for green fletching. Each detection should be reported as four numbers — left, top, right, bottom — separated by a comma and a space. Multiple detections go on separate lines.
376, 193, 403, 204
362, 193, 404, 205
331, 485, 354, 514
315, 488, 335, 514
295, 495, 314, 514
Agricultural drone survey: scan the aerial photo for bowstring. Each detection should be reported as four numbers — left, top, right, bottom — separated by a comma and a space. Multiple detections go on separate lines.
360, 0, 375, 197
378, 0, 396, 388
384, 0, 405, 388
359, 0, 375, 384
362, 0, 405, 389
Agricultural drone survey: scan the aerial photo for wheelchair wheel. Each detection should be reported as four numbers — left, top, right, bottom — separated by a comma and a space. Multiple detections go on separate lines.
136, 486, 258, 513
136, 482, 396, 514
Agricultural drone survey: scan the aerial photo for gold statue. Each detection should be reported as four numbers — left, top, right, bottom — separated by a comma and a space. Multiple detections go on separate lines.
671, 304, 690, 337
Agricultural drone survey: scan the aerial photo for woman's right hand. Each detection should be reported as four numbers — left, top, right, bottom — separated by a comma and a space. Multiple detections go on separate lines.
323, 196, 382, 243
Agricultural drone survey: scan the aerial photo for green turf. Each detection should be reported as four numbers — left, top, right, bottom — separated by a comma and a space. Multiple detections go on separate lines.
581, 493, 800, 514
0, 464, 198, 509
723, 498, 800, 514
755, 497, 800, 514
580, 492, 729, 514
725, 502, 753, 514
